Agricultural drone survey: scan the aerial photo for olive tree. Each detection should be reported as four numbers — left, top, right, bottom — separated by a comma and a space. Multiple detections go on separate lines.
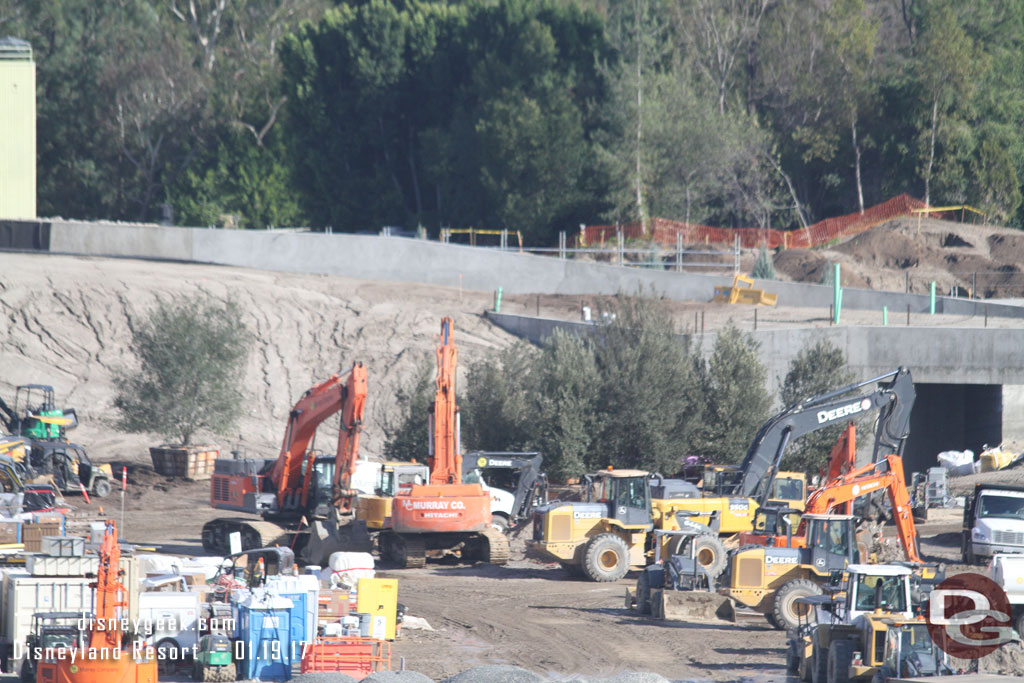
114, 293, 252, 445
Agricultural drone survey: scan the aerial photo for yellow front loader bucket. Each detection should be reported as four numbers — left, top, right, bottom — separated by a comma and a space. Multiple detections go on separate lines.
712, 274, 778, 306
651, 588, 736, 622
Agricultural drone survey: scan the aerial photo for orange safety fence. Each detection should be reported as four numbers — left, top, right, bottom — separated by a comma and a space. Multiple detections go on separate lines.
300, 637, 391, 678
577, 195, 934, 250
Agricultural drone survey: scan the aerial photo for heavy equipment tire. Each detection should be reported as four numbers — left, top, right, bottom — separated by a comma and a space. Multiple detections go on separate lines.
636, 571, 651, 615
92, 476, 112, 498
811, 638, 829, 683
765, 613, 779, 628
772, 578, 824, 632
673, 534, 727, 580
582, 533, 630, 582
490, 514, 510, 534
827, 638, 856, 683
480, 528, 509, 565
214, 662, 236, 682
393, 535, 426, 569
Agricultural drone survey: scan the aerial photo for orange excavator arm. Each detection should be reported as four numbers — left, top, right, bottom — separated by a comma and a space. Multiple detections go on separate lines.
803, 453, 921, 562
269, 363, 368, 510
333, 363, 368, 513
430, 317, 461, 484
90, 520, 127, 649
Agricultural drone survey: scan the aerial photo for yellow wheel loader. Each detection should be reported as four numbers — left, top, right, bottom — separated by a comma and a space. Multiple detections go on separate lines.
785, 563, 936, 683
529, 469, 729, 582
722, 513, 861, 631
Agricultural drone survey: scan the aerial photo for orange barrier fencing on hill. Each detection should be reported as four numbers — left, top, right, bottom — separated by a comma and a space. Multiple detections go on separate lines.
578, 194, 931, 249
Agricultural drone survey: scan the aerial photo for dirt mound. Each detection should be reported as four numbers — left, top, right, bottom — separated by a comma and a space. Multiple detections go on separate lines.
0, 253, 518, 463
773, 216, 1024, 297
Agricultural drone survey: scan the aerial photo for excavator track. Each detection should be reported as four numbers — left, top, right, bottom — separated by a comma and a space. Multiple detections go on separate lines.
386, 534, 426, 568
202, 518, 291, 554
480, 528, 510, 565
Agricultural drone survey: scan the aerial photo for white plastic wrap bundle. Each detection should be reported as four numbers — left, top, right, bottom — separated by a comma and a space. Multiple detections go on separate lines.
322, 551, 375, 588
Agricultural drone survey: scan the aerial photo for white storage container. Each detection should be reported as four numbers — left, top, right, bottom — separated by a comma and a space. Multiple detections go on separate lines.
138, 591, 201, 655
41, 536, 85, 557
1, 571, 93, 669
22, 556, 140, 619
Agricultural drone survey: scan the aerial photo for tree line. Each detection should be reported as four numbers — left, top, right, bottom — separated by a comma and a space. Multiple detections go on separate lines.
5, 0, 1023, 240
385, 296, 853, 481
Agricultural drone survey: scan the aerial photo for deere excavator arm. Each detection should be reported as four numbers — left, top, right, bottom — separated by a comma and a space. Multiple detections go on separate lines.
802, 453, 922, 562
735, 367, 915, 503
269, 363, 368, 510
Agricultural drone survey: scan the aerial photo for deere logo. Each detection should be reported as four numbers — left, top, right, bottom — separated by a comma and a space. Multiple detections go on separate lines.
477, 457, 487, 467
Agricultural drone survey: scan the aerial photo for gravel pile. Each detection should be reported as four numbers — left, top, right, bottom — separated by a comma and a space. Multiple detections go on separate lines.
441, 665, 543, 682
563, 673, 671, 683
362, 672, 435, 683
293, 674, 359, 683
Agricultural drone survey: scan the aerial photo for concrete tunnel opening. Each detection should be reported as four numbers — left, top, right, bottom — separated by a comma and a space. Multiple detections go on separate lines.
900, 382, 1005, 479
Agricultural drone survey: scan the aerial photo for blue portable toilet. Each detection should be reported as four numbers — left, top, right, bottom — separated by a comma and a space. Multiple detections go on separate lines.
237, 594, 294, 681
266, 574, 319, 646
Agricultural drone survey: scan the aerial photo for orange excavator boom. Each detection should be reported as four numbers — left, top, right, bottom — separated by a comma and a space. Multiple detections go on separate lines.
430, 317, 461, 484
802, 453, 921, 562
268, 363, 368, 510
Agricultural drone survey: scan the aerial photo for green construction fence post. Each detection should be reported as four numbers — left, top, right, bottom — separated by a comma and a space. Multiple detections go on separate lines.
495, 287, 503, 313
930, 281, 936, 314
883, 306, 888, 326
833, 263, 842, 324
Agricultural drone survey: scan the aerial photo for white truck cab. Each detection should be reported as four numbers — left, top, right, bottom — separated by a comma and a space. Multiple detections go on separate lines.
988, 553, 1024, 636
962, 484, 1024, 564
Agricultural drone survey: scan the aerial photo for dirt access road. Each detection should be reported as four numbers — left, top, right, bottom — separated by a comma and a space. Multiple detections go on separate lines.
64, 473, 1000, 683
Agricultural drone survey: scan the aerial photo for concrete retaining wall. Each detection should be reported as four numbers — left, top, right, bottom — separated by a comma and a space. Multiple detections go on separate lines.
11, 218, 1016, 320
484, 311, 1024, 386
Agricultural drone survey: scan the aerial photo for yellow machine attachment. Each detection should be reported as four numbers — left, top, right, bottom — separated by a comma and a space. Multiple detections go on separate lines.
712, 274, 778, 306
656, 468, 807, 534
356, 461, 431, 529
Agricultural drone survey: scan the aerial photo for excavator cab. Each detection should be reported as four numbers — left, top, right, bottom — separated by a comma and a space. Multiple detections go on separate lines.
805, 514, 860, 571
587, 470, 652, 527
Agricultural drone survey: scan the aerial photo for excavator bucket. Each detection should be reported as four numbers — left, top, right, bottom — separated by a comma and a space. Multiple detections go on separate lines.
651, 589, 737, 623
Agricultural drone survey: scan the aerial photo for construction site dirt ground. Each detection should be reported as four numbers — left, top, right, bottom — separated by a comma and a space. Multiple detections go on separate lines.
5, 216, 1024, 681
50, 478, 1023, 682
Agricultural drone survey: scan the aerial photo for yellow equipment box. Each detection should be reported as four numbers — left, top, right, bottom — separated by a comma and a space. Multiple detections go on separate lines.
356, 578, 398, 640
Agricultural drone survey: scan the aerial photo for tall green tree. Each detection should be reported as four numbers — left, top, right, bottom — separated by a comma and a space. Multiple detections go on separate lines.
279, 0, 612, 240
382, 356, 435, 463
778, 339, 853, 473
695, 322, 771, 463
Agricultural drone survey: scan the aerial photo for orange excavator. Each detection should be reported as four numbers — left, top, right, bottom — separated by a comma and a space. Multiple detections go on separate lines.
201, 363, 414, 562
36, 520, 157, 683
739, 424, 923, 562
378, 318, 509, 568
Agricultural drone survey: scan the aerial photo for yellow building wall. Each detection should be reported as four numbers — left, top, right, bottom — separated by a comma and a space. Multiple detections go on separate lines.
0, 57, 36, 219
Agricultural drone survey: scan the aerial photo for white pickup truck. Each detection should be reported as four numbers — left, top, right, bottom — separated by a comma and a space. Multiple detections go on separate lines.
962, 483, 1024, 564
988, 553, 1024, 636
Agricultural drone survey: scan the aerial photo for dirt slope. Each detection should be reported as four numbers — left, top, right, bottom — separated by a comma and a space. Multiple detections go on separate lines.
773, 216, 1024, 297
0, 252, 517, 463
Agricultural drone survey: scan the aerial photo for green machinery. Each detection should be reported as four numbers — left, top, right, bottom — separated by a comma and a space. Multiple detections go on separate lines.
193, 633, 236, 682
